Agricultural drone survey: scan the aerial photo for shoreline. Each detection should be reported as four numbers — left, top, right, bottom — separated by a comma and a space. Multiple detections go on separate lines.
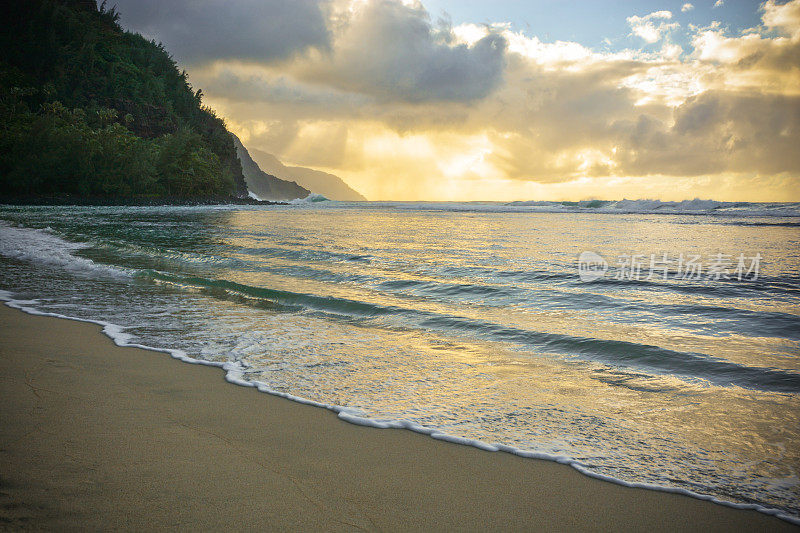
0, 195, 288, 207
1, 303, 797, 530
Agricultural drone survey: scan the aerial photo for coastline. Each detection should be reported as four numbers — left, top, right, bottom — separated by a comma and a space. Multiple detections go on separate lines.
0, 195, 287, 207
0, 303, 797, 531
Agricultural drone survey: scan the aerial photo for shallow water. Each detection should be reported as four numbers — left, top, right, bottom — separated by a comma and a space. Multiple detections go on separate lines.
1, 200, 799, 521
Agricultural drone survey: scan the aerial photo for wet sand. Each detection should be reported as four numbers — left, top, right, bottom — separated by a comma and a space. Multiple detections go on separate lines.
0, 304, 796, 531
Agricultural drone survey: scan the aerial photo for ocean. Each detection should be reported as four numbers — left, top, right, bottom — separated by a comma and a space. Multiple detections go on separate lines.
1, 199, 799, 523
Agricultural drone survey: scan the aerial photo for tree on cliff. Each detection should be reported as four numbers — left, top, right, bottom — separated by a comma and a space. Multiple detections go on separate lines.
0, 0, 248, 198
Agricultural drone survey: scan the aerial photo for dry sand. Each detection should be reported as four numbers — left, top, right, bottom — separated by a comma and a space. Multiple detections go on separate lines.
1, 304, 796, 531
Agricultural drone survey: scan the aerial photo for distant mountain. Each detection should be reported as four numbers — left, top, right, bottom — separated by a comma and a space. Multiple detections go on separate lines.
232, 135, 309, 201
249, 150, 367, 202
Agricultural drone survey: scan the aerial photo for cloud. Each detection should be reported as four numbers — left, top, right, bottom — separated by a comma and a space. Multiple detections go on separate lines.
681, 3, 694, 13
609, 91, 800, 177
108, 0, 330, 65
627, 11, 679, 43
292, 0, 507, 102
762, 0, 800, 37
179, 0, 800, 201
690, 8, 800, 94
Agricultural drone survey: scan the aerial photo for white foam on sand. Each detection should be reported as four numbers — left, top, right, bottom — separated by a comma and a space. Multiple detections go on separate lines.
0, 289, 798, 526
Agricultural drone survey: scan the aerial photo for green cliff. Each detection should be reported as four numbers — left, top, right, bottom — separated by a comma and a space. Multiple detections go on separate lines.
0, 0, 248, 199
232, 135, 309, 202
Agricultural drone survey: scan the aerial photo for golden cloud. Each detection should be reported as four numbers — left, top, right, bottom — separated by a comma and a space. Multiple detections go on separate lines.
193, 0, 800, 201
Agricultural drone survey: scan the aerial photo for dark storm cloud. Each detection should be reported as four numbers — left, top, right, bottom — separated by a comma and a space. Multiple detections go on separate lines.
615, 91, 800, 176
299, 0, 507, 102
108, 0, 330, 65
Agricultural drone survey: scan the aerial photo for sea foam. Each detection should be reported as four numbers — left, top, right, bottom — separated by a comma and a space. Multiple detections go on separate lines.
0, 221, 128, 279
1, 286, 798, 526
2, 203, 799, 525
290, 193, 329, 204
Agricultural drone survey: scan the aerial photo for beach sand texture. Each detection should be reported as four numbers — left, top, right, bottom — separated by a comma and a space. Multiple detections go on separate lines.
1, 305, 796, 531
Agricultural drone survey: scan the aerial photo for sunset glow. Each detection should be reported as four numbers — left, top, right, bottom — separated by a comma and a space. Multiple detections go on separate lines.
111, 0, 800, 201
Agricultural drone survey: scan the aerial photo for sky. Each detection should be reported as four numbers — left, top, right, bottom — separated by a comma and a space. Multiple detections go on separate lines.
110, 0, 800, 202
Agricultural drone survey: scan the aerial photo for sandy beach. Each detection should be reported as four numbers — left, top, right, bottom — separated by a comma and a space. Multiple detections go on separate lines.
0, 304, 796, 531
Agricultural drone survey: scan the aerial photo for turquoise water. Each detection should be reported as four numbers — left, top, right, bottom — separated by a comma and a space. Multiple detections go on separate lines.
1, 200, 799, 521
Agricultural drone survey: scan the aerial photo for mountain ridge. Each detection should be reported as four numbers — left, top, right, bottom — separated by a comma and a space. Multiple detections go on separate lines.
231, 135, 309, 201
250, 149, 367, 202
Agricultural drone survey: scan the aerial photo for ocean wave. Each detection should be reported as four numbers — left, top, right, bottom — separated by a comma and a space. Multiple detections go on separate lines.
508, 199, 800, 217
1, 289, 797, 526
2, 204, 798, 522
364, 199, 800, 217
0, 220, 128, 279
290, 192, 330, 204
139, 270, 800, 393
